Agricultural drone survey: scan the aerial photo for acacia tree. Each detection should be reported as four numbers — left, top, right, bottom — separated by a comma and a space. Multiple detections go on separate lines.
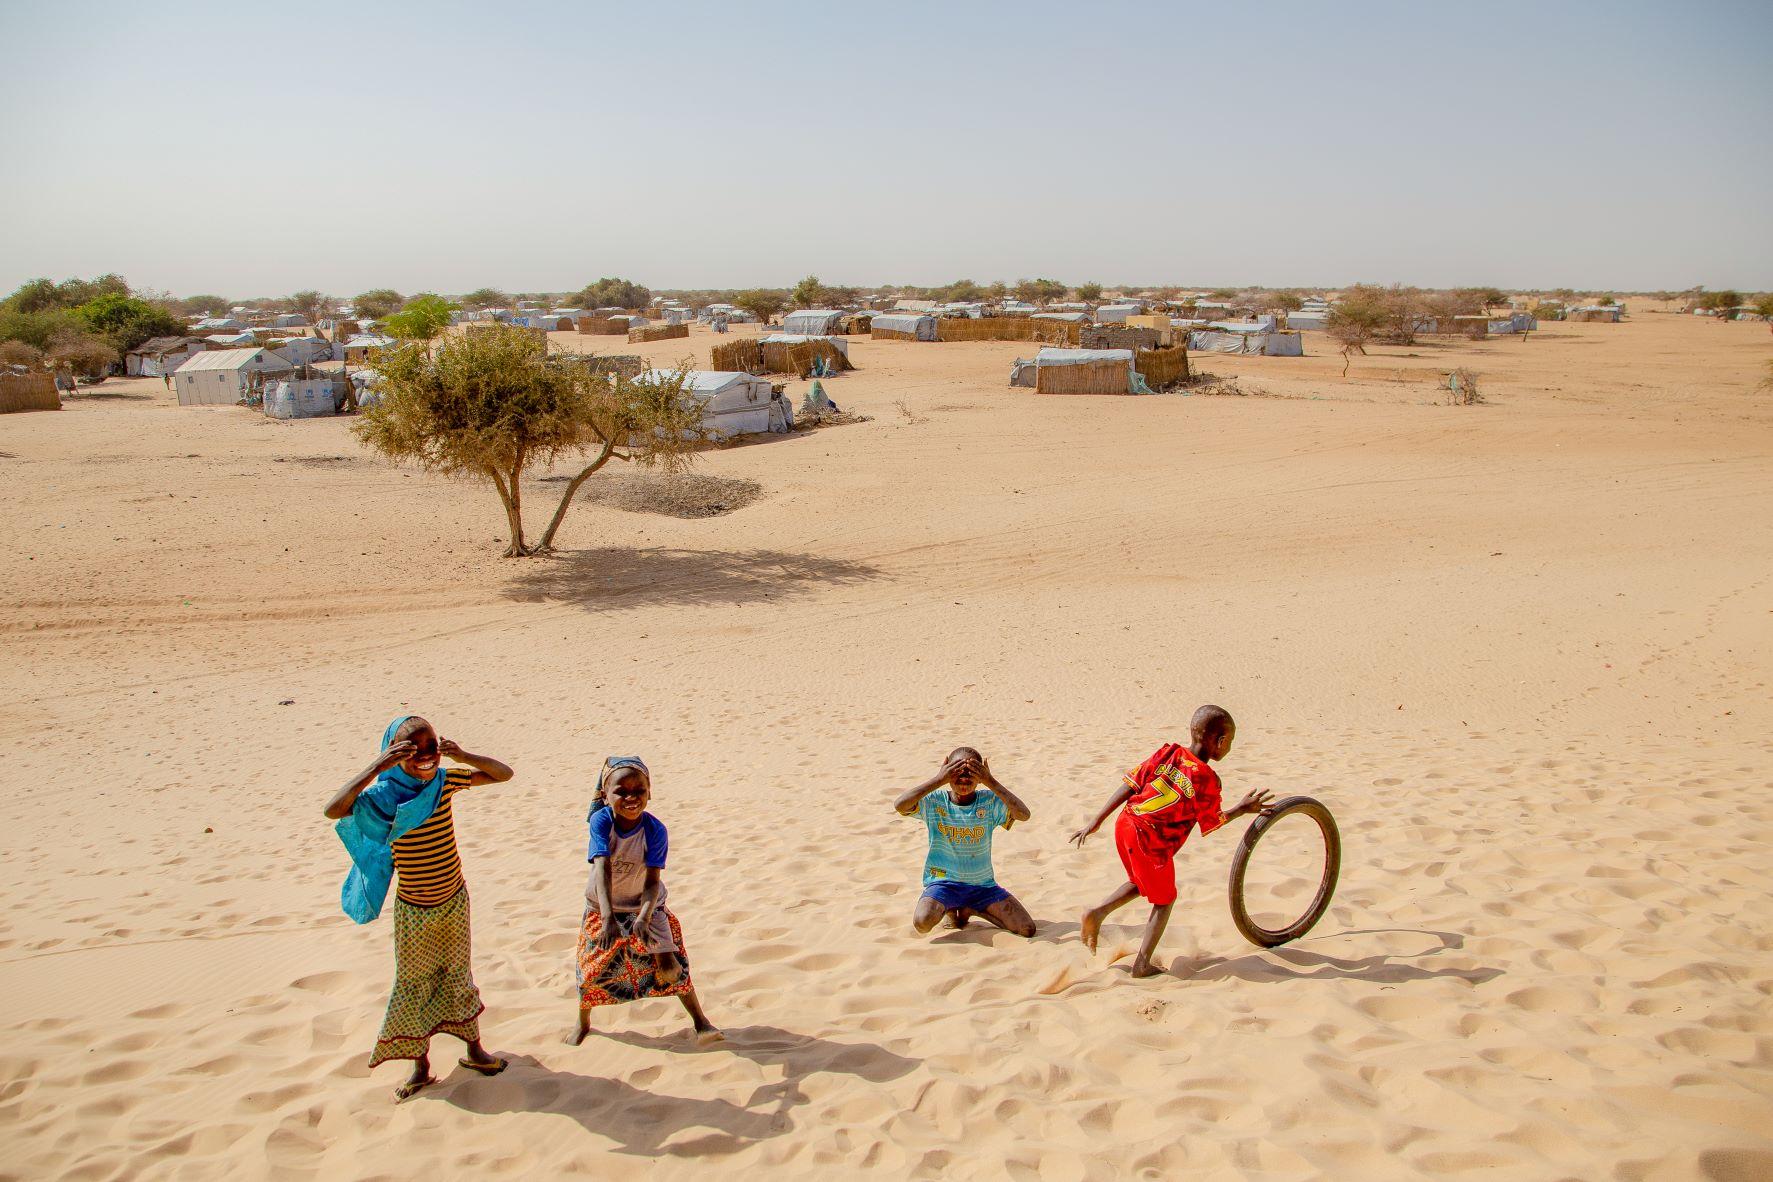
288, 290, 330, 322
461, 287, 509, 309
382, 295, 458, 341
791, 274, 827, 307
354, 289, 404, 320
355, 325, 706, 556
734, 288, 788, 325
576, 277, 651, 310
1075, 282, 1103, 303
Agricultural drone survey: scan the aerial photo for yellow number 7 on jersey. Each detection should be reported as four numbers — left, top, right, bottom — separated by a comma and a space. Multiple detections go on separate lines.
1130, 775, 1182, 815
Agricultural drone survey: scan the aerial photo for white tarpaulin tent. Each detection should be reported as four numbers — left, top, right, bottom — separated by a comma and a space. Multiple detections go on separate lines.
1186, 325, 1304, 356
781, 309, 845, 335
1032, 311, 1090, 324
1286, 310, 1327, 330
761, 333, 852, 359
1094, 304, 1141, 324
172, 347, 295, 406
639, 369, 791, 438
869, 313, 937, 340
263, 377, 337, 419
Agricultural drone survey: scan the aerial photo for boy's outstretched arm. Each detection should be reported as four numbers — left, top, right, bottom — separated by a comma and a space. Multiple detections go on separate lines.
1068, 783, 1134, 847
1218, 789, 1276, 827
322, 742, 412, 819
438, 738, 514, 787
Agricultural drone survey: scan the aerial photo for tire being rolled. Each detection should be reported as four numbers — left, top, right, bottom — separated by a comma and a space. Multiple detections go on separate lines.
1228, 795, 1341, 948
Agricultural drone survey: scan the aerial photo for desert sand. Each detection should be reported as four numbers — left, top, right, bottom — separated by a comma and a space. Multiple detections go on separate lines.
2, 309, 1771, 1180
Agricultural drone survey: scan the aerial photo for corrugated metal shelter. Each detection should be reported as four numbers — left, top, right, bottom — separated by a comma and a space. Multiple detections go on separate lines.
172, 348, 295, 406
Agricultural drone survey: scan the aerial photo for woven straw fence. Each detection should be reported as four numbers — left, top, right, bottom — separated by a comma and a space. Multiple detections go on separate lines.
1035, 360, 1129, 396
935, 318, 1081, 346
628, 323, 689, 344
1134, 346, 1190, 390
710, 339, 763, 373
578, 318, 628, 335
760, 339, 852, 377
870, 327, 921, 341
0, 373, 61, 413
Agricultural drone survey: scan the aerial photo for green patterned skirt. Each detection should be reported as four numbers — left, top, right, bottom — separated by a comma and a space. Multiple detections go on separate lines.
369, 886, 485, 1066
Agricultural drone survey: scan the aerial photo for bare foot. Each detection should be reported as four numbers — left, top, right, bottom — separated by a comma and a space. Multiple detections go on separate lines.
1129, 958, 1164, 979
564, 1026, 590, 1046
1080, 910, 1103, 954
947, 909, 972, 930
694, 1023, 726, 1046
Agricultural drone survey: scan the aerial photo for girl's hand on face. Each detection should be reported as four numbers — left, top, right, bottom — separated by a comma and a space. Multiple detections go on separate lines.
438, 738, 463, 760
377, 741, 416, 772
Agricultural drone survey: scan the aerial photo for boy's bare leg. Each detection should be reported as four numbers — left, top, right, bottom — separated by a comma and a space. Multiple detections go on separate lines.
1129, 903, 1174, 977
1080, 882, 1141, 952
980, 894, 1037, 939
565, 1001, 593, 1045
912, 894, 947, 933
676, 986, 725, 1044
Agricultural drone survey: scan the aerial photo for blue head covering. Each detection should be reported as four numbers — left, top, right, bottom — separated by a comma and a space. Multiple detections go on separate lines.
333, 716, 449, 924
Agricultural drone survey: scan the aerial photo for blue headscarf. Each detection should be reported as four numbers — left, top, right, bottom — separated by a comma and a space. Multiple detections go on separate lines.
333, 716, 448, 924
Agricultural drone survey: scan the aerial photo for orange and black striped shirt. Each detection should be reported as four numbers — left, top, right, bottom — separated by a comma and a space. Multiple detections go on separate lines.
392, 768, 474, 906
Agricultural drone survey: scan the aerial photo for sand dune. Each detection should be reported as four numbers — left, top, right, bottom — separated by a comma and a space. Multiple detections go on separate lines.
2, 309, 1771, 1179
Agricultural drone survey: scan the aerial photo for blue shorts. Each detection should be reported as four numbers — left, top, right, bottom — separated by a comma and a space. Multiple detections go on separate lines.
921, 881, 1010, 913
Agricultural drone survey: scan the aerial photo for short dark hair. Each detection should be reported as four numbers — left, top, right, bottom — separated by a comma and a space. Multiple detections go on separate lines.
1190, 704, 1234, 739
948, 746, 982, 765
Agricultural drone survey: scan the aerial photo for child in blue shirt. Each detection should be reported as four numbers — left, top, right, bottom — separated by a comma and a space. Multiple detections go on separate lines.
569, 757, 722, 1046
894, 747, 1035, 938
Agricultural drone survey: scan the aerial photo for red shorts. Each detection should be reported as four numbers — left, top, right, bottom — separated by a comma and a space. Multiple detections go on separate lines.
1114, 810, 1180, 906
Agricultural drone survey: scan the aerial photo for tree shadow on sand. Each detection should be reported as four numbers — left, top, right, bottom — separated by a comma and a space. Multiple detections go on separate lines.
1167, 928, 1503, 986
440, 1027, 918, 1157
501, 546, 884, 613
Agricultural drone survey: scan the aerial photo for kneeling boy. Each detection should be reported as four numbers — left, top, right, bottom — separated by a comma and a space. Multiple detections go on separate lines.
894, 748, 1035, 938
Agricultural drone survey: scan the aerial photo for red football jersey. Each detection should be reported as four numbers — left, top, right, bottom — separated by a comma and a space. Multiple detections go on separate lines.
1119, 743, 1225, 853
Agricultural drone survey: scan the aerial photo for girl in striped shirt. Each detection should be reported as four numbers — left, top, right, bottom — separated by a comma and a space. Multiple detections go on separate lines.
326, 715, 514, 1101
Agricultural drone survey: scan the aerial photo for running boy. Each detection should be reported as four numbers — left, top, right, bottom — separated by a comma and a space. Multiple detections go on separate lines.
1069, 706, 1272, 977
894, 747, 1036, 938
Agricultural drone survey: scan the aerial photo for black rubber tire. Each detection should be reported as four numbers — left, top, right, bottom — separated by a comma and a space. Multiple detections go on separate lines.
1228, 795, 1341, 948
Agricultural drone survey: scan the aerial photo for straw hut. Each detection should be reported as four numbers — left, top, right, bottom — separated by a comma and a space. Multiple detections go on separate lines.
1568, 306, 1622, 322
1010, 347, 1147, 395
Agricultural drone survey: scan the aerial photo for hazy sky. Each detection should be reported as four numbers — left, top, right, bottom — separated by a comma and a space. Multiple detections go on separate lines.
2, 1, 1768, 297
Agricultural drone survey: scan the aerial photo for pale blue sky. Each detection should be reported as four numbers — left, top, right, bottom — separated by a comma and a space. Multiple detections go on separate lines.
1, 0, 1767, 296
